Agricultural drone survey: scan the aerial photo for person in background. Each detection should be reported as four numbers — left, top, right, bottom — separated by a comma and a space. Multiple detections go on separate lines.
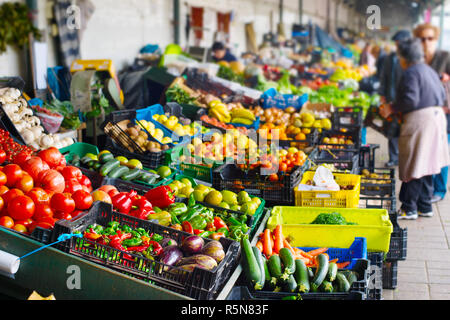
414, 23, 450, 203
359, 42, 373, 66
211, 41, 237, 63
378, 30, 412, 167
371, 45, 387, 81
379, 38, 449, 220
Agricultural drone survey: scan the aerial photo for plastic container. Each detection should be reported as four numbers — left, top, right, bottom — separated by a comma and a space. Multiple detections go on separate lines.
359, 167, 395, 197
359, 195, 397, 214
267, 206, 393, 253
332, 110, 363, 129
319, 127, 362, 152
294, 172, 361, 208
260, 88, 308, 110
313, 149, 360, 174
52, 201, 240, 300
297, 237, 367, 270
359, 144, 380, 171
367, 252, 384, 300
277, 128, 320, 149
60, 142, 100, 163
386, 221, 407, 261
382, 260, 398, 289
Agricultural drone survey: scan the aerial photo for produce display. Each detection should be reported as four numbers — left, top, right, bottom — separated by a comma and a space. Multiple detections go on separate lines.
151, 114, 200, 138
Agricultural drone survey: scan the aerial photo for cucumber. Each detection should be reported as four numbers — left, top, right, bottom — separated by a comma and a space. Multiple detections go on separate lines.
87, 160, 97, 168
336, 272, 351, 292
311, 254, 329, 291
279, 248, 295, 280
71, 154, 80, 165
294, 259, 310, 293
327, 262, 338, 282
99, 159, 120, 176
121, 168, 141, 181
81, 156, 94, 165
267, 254, 283, 281
251, 247, 265, 291
307, 267, 315, 279
319, 280, 334, 293
263, 258, 276, 291
93, 162, 103, 170
99, 152, 114, 164
282, 274, 298, 293
241, 237, 262, 290
138, 171, 159, 184
108, 166, 130, 179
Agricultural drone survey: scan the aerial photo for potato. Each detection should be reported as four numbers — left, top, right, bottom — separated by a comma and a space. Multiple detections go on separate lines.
138, 130, 148, 139
127, 127, 139, 137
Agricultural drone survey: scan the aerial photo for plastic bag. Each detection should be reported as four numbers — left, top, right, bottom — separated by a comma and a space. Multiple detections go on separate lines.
312, 165, 340, 191
35, 112, 63, 134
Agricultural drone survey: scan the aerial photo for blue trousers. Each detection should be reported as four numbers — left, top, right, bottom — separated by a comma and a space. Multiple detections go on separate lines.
432, 133, 450, 198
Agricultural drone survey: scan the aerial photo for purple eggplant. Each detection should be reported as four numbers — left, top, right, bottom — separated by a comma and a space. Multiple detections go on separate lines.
177, 254, 218, 270
201, 240, 225, 263
160, 238, 178, 248
160, 245, 184, 267
181, 235, 204, 255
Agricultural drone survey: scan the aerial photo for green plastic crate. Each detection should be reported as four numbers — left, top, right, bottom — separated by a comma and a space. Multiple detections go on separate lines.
60, 142, 99, 163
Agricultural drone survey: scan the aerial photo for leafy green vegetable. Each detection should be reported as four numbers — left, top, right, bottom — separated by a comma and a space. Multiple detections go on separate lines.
165, 85, 197, 105
43, 100, 82, 130
217, 65, 245, 85
310, 212, 357, 225
277, 71, 292, 94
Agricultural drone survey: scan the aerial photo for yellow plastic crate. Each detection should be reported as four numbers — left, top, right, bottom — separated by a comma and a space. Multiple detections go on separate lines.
267, 206, 393, 253
295, 172, 361, 208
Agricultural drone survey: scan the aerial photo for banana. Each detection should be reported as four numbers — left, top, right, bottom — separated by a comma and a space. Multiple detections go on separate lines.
209, 109, 225, 122
231, 108, 256, 121
231, 117, 253, 125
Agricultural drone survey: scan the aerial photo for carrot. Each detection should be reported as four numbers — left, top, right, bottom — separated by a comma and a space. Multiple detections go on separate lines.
256, 240, 263, 253
329, 258, 339, 263
273, 225, 284, 254
270, 233, 274, 249
337, 261, 350, 269
263, 229, 273, 257
295, 248, 314, 260
282, 237, 297, 256
306, 247, 328, 256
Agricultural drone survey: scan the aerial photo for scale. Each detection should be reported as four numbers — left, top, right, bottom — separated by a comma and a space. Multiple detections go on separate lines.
69, 60, 124, 146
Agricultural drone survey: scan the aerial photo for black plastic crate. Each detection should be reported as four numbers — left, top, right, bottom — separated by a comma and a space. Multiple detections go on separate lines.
359, 167, 395, 197
359, 195, 396, 214
359, 144, 380, 171
0, 104, 27, 146
382, 260, 398, 289
212, 162, 307, 204
276, 128, 320, 149
319, 127, 361, 152
242, 259, 370, 300
0, 225, 54, 244
367, 252, 384, 300
314, 149, 360, 174
332, 110, 363, 129
386, 221, 407, 261
79, 167, 105, 191
52, 201, 240, 300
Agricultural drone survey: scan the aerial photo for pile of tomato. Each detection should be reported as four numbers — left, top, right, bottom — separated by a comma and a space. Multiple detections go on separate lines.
0, 146, 95, 235
0, 128, 34, 162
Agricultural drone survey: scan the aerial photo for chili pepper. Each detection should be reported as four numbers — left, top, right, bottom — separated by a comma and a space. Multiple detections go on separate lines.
213, 216, 229, 230
206, 221, 216, 232
198, 231, 212, 238
168, 202, 188, 216
131, 230, 142, 239
188, 193, 196, 207
130, 197, 154, 220
103, 227, 117, 236
170, 211, 181, 225
151, 233, 163, 243
135, 228, 149, 237
190, 215, 207, 230
153, 206, 162, 213
144, 186, 175, 209
209, 232, 225, 241
239, 214, 247, 223
122, 237, 143, 247
200, 209, 214, 222
194, 229, 204, 235
126, 245, 149, 252
182, 221, 194, 234
227, 216, 245, 227
112, 190, 137, 214
171, 224, 183, 231
179, 205, 203, 222
84, 232, 103, 241
148, 240, 163, 256
108, 221, 120, 230
119, 225, 133, 234
148, 211, 172, 226
217, 227, 229, 236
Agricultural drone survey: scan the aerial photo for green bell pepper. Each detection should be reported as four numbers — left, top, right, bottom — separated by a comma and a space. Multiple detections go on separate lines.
179, 205, 203, 222
189, 215, 207, 231
168, 202, 188, 216
122, 237, 143, 247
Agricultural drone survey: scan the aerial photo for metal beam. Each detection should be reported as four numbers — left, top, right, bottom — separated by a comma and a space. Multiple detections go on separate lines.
299, 0, 303, 24
279, 0, 284, 24
173, 0, 180, 45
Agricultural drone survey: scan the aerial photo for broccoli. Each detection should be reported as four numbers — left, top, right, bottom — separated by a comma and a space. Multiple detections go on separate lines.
310, 212, 357, 225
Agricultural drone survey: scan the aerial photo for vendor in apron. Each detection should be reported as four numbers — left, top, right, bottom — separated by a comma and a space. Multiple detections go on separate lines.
380, 38, 450, 220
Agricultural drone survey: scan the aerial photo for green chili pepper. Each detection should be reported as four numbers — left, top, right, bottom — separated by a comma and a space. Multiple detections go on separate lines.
239, 214, 247, 223
93, 225, 104, 234
136, 228, 149, 237
108, 221, 120, 230
189, 215, 207, 230
103, 227, 116, 236
153, 206, 162, 213
120, 225, 133, 233
198, 231, 212, 238
122, 238, 143, 247
151, 233, 163, 243
131, 230, 142, 239
179, 205, 203, 222
228, 216, 244, 226
170, 212, 181, 225
188, 193, 196, 207
217, 227, 229, 236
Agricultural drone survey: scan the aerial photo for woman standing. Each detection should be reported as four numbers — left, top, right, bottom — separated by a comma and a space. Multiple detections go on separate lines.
414, 23, 450, 204
379, 38, 450, 220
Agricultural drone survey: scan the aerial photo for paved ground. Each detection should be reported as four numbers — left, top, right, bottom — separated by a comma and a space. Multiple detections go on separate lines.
367, 128, 450, 300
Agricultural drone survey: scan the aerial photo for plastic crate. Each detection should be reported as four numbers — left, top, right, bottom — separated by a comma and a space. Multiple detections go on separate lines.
52, 201, 240, 300
386, 221, 407, 261
359, 144, 380, 171
245, 258, 369, 300
359, 195, 397, 214
212, 163, 306, 204
267, 206, 393, 253
276, 128, 320, 149
332, 110, 363, 129
294, 172, 361, 208
367, 252, 384, 300
359, 167, 395, 197
297, 237, 367, 271
314, 149, 360, 174
382, 260, 398, 289
319, 127, 362, 152
260, 88, 308, 110
60, 142, 100, 162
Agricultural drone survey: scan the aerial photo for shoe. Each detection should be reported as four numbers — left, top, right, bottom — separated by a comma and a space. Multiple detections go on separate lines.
397, 209, 418, 220
431, 195, 443, 203
419, 210, 434, 217
385, 161, 399, 168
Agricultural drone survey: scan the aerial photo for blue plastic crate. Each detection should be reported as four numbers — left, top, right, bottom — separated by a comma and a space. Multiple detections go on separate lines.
297, 237, 367, 270
260, 88, 308, 110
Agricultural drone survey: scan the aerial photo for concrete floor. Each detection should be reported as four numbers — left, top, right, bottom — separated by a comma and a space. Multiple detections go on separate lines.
367, 128, 450, 300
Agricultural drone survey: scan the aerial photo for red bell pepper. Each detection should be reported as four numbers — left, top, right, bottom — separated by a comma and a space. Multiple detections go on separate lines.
130, 196, 154, 220
213, 216, 228, 231
144, 186, 175, 209
112, 190, 137, 214
182, 221, 193, 234
193, 229, 204, 235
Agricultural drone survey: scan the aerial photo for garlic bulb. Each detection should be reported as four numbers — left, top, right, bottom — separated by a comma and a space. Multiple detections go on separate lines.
21, 129, 35, 145
39, 135, 54, 148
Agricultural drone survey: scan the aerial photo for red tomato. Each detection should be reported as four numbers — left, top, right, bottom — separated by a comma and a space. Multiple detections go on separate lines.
0, 185, 9, 196
15, 218, 33, 227
61, 166, 82, 181
98, 185, 118, 195
8, 195, 35, 220
33, 204, 54, 221
21, 156, 50, 181
29, 221, 53, 233
14, 174, 34, 193
72, 190, 93, 210
37, 147, 63, 169
107, 189, 119, 198
78, 175, 92, 188
3, 188, 24, 204
0, 171, 7, 186
27, 187, 50, 205
0, 149, 6, 165
0, 196, 4, 213
269, 173, 279, 182
13, 224, 27, 234
3, 164, 24, 188
54, 211, 72, 221
37, 169, 65, 193
35, 216, 57, 226
50, 193, 75, 214
13, 151, 31, 166
71, 210, 83, 219
0, 216, 14, 228
279, 163, 288, 172
64, 179, 83, 194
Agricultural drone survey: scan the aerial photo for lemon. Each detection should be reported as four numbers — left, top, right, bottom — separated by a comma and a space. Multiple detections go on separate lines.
115, 156, 128, 165
127, 159, 143, 169
98, 150, 111, 157
161, 136, 173, 144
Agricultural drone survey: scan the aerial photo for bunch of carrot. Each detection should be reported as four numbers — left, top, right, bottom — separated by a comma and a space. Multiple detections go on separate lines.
256, 224, 350, 269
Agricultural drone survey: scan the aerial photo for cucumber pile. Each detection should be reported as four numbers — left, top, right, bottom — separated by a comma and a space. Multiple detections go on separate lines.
70, 152, 161, 185
241, 240, 359, 294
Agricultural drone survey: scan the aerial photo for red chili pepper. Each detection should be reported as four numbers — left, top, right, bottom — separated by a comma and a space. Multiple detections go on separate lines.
126, 245, 149, 252
182, 221, 194, 234
148, 240, 163, 256
144, 186, 175, 209
84, 232, 102, 241
130, 197, 154, 220
193, 229, 204, 235
213, 216, 228, 231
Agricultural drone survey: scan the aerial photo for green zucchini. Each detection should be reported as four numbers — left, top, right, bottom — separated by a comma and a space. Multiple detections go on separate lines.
263, 258, 276, 291
307, 267, 315, 279
81, 156, 94, 165
336, 272, 351, 292
279, 248, 295, 280
252, 246, 265, 291
327, 262, 338, 282
138, 171, 159, 184
99, 159, 120, 176
267, 254, 283, 282
121, 168, 141, 181
87, 160, 97, 168
108, 166, 130, 179
319, 280, 334, 293
294, 259, 310, 293
341, 270, 358, 286
311, 254, 329, 291
99, 152, 114, 164
282, 274, 298, 293
93, 162, 103, 170
241, 237, 262, 290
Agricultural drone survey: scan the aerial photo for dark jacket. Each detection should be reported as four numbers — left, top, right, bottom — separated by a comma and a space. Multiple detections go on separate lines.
213, 50, 237, 63
393, 63, 446, 115
429, 50, 450, 132
374, 51, 387, 80
378, 52, 404, 103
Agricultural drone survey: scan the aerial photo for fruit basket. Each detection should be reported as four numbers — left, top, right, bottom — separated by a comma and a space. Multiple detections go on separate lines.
294, 172, 361, 208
